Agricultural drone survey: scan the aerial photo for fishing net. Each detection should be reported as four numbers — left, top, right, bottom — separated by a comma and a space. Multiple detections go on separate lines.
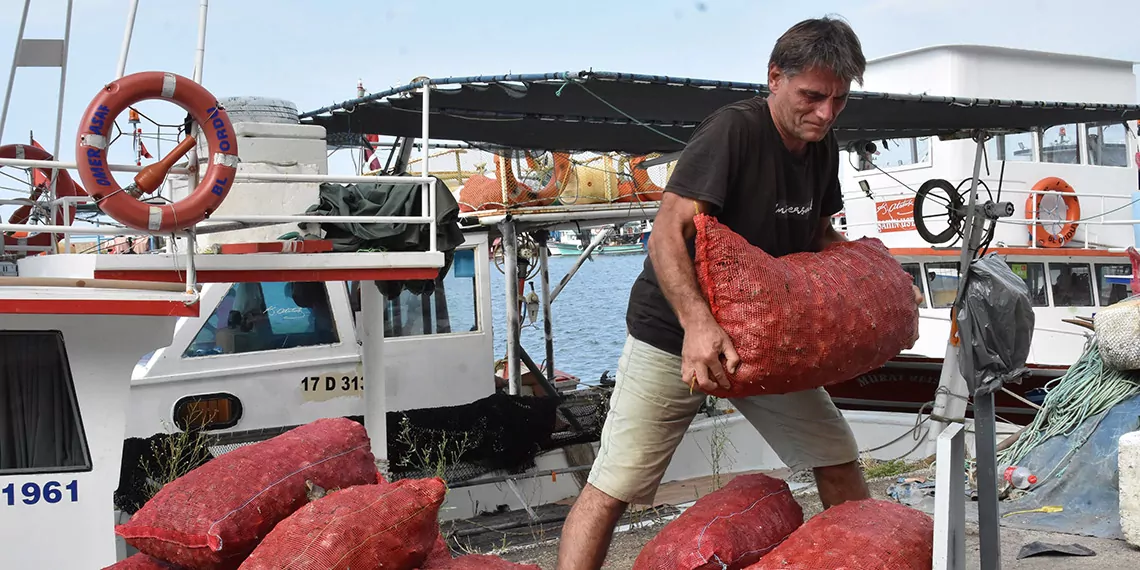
746, 499, 934, 570
115, 418, 380, 569
420, 554, 541, 569
102, 553, 180, 569
384, 392, 578, 483
115, 431, 215, 514
238, 478, 446, 570
693, 213, 919, 397
633, 474, 803, 570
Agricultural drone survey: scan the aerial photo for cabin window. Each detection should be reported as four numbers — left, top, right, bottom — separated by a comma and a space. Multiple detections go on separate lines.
348, 247, 479, 338
986, 133, 1035, 162
0, 331, 91, 474
174, 393, 243, 431
924, 262, 961, 309
1007, 262, 1050, 307
1048, 263, 1094, 307
853, 137, 930, 171
183, 281, 340, 357
387, 248, 479, 337
1085, 122, 1129, 167
1040, 124, 1079, 164
900, 263, 927, 308
1095, 263, 1134, 306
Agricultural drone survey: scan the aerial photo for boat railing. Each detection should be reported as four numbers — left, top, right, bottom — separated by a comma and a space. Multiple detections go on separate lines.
837, 183, 1140, 249
0, 71, 440, 265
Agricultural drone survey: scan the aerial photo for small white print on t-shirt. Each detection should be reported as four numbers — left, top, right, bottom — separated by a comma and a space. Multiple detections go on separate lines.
775, 199, 813, 217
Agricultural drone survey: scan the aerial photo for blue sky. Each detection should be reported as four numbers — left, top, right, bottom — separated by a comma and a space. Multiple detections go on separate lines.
1, 0, 1138, 217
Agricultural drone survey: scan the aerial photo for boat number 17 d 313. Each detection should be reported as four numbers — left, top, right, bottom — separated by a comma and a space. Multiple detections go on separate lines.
3, 480, 79, 506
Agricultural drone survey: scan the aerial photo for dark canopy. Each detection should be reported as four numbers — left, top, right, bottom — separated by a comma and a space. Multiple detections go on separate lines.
301, 71, 1140, 155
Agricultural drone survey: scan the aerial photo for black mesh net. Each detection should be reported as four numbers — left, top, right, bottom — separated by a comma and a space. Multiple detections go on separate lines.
115, 432, 216, 514
379, 389, 609, 484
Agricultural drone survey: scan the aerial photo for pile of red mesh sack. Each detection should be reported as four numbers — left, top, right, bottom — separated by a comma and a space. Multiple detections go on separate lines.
746, 499, 934, 569
102, 553, 181, 569
239, 478, 446, 569
115, 417, 380, 569
694, 213, 919, 398
633, 474, 803, 569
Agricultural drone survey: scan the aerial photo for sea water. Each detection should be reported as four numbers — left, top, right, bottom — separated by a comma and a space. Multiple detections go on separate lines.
490, 253, 646, 385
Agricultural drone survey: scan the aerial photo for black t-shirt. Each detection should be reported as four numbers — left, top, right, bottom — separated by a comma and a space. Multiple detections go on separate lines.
625, 96, 845, 356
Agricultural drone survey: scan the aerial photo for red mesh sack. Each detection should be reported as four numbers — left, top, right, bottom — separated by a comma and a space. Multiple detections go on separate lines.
632, 473, 803, 570
103, 553, 182, 569
420, 532, 452, 565
694, 213, 918, 398
422, 554, 540, 569
746, 499, 934, 570
238, 478, 445, 569
116, 418, 379, 569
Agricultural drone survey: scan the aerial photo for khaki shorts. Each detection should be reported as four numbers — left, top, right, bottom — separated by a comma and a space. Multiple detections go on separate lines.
587, 335, 859, 505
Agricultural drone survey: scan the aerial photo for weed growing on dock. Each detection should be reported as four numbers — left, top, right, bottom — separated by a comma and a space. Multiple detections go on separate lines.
141, 408, 215, 501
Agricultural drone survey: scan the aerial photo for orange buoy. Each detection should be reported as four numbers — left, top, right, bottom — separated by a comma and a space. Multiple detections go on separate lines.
1025, 176, 1081, 248
75, 71, 239, 232
1, 143, 87, 251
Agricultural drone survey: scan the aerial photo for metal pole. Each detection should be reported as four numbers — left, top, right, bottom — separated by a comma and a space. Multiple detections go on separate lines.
501, 217, 522, 394
192, 0, 209, 84
0, 0, 32, 142
115, 0, 140, 79
361, 282, 389, 474
551, 227, 613, 303
974, 392, 1002, 570
537, 230, 555, 384
49, 0, 75, 254
420, 79, 437, 254
956, 134, 1002, 570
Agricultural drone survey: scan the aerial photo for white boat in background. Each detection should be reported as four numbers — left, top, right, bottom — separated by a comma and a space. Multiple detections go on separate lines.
826, 45, 1140, 422
1, 1, 1139, 566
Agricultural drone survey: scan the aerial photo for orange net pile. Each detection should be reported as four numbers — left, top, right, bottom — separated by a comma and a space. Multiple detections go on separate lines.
694, 213, 919, 398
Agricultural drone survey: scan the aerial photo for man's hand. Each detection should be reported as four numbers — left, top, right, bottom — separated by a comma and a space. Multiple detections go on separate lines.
907, 284, 924, 349
682, 317, 741, 393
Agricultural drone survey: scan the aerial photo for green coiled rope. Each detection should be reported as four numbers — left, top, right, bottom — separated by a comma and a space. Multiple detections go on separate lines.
996, 338, 1140, 484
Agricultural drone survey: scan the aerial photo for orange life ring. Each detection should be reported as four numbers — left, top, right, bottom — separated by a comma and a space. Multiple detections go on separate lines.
1, 143, 86, 251
1025, 176, 1080, 248
75, 71, 238, 232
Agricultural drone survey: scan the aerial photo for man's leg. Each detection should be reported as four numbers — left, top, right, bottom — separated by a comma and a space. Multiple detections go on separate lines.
557, 336, 704, 570
729, 387, 868, 509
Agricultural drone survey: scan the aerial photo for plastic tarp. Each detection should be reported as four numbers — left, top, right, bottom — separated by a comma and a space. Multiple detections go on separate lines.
301, 175, 463, 255
996, 394, 1140, 539
299, 175, 465, 295
955, 254, 1036, 396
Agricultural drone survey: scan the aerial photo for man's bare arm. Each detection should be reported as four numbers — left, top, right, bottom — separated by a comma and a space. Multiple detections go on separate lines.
648, 192, 739, 391
648, 192, 716, 330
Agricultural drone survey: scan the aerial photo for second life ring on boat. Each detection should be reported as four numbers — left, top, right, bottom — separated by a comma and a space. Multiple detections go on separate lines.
75, 71, 239, 232
1, 143, 86, 252
1025, 176, 1081, 248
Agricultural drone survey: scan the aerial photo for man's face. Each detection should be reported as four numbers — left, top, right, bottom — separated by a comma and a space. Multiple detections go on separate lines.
768, 64, 850, 143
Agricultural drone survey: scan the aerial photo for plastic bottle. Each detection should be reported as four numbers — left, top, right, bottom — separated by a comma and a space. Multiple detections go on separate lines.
1002, 465, 1038, 489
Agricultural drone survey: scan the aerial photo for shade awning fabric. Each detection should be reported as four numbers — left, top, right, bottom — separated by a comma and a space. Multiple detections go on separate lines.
301, 71, 1140, 155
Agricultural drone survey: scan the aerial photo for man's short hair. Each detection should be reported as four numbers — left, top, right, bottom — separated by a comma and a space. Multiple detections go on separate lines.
769, 16, 866, 86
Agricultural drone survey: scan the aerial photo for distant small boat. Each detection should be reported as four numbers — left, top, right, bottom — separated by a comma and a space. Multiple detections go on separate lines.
547, 240, 645, 256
